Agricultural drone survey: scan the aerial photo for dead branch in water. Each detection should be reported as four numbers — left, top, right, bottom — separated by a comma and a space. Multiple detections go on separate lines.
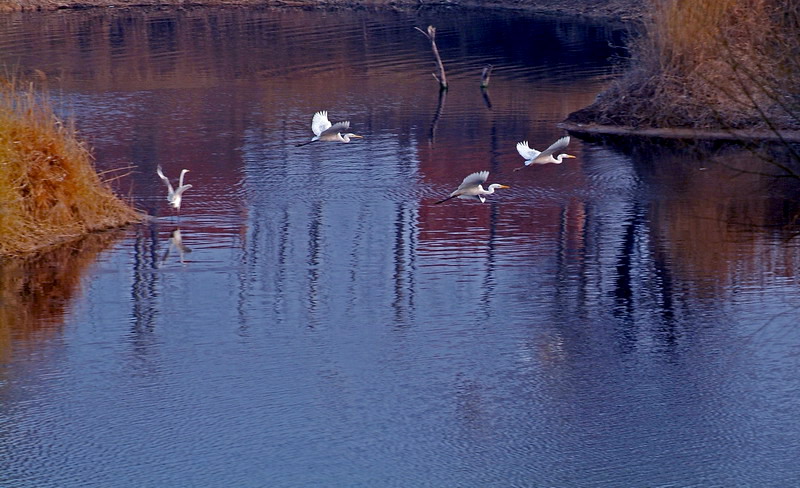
415, 25, 447, 91
429, 88, 447, 142
480, 65, 493, 88
480, 65, 493, 109
481, 87, 493, 110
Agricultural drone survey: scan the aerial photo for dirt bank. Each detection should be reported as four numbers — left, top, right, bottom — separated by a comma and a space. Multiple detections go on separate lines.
563, 1, 800, 142
0, 0, 645, 22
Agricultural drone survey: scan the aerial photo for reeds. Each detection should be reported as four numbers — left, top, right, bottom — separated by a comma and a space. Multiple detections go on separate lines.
568, 0, 800, 132
0, 78, 141, 256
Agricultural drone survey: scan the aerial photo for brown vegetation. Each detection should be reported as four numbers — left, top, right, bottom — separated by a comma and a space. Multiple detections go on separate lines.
566, 0, 800, 134
0, 78, 141, 256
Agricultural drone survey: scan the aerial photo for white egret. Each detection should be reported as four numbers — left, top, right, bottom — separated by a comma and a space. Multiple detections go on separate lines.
296, 110, 363, 146
156, 166, 192, 214
435, 170, 510, 204
513, 135, 576, 171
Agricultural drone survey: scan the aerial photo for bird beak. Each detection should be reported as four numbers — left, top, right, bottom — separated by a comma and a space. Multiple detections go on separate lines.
565, 154, 577, 159
499, 185, 510, 189
351, 134, 364, 139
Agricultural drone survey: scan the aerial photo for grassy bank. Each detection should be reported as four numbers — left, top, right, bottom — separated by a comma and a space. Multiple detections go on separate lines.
0, 79, 141, 256
566, 0, 800, 134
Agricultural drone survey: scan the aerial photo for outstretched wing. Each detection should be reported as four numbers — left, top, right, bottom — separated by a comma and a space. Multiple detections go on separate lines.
516, 141, 540, 162
538, 136, 570, 159
173, 184, 193, 198
320, 120, 351, 136
457, 170, 489, 190
156, 166, 174, 193
311, 111, 332, 136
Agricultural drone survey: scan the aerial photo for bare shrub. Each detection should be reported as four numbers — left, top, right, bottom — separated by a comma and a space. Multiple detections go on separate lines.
568, 0, 800, 132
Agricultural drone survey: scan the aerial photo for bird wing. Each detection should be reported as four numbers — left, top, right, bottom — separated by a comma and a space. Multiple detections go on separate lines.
516, 141, 540, 162
538, 136, 570, 159
457, 170, 489, 190
174, 184, 193, 198
311, 111, 332, 136
156, 166, 174, 193
178, 169, 190, 188
457, 194, 486, 202
320, 120, 350, 136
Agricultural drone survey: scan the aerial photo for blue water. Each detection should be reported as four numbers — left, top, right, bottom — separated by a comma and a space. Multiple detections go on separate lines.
1, 7, 799, 487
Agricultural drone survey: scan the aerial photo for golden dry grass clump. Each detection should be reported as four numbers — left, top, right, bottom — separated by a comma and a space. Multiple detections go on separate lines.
0, 79, 141, 256
567, 0, 800, 131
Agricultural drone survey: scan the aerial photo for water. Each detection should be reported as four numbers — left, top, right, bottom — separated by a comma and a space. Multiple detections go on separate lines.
1, 7, 799, 487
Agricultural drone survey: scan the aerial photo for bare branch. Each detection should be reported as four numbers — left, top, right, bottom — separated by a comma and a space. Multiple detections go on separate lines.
480, 65, 493, 88
416, 25, 447, 90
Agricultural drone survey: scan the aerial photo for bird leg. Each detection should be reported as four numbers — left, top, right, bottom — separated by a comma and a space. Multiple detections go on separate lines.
434, 194, 457, 205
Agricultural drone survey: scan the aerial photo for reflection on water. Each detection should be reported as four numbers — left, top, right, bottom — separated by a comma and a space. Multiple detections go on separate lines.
159, 228, 191, 266
0, 230, 124, 363
1, 6, 799, 488
582, 136, 800, 299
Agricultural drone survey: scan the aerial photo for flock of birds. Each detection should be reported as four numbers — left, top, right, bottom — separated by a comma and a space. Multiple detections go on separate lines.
156, 110, 576, 214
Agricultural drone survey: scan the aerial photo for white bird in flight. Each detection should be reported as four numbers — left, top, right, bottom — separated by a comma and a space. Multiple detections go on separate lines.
296, 110, 363, 146
514, 135, 576, 171
156, 166, 192, 214
435, 170, 510, 204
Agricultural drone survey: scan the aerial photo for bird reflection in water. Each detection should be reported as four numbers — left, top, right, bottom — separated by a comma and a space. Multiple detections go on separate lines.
160, 228, 191, 266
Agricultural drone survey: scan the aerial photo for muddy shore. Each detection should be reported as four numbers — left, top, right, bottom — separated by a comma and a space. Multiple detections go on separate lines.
0, 0, 645, 22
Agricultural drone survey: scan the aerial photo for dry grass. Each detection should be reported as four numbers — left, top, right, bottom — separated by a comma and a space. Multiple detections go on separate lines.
0, 78, 141, 256
568, 0, 800, 132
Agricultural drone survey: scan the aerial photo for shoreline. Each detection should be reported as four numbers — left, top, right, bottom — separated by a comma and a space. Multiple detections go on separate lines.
558, 122, 800, 144
5, 1, 792, 143
0, 0, 646, 22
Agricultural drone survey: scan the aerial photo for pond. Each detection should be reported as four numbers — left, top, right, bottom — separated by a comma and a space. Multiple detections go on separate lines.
1, 6, 799, 487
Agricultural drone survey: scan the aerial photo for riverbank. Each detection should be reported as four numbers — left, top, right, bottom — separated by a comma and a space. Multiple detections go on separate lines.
0, 80, 141, 257
557, 122, 800, 143
0, 0, 646, 21
563, 1, 800, 142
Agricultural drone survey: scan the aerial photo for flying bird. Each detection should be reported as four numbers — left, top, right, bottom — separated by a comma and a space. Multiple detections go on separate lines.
156, 166, 192, 214
514, 135, 575, 171
435, 170, 510, 204
296, 110, 363, 146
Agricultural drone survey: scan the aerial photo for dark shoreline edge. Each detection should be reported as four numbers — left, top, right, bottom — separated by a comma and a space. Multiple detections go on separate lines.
0, 0, 646, 22
559, 122, 800, 143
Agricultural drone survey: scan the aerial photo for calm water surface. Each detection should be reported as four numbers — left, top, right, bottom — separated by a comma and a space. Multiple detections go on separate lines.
1, 7, 799, 487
